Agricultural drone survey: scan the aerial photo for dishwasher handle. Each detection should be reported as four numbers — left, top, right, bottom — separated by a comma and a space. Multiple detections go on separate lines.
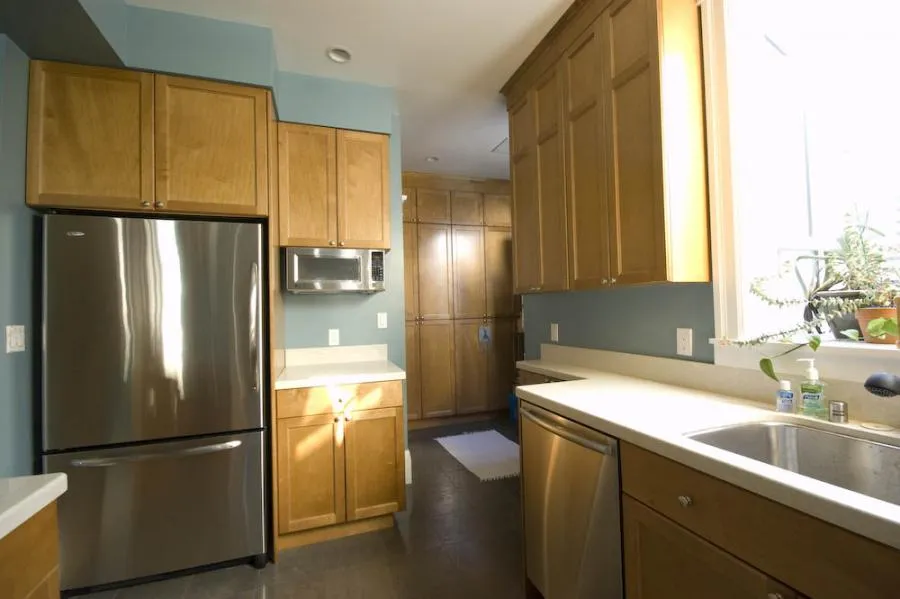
520, 405, 614, 455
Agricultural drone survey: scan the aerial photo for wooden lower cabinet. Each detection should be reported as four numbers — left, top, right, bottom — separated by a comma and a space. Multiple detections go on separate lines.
345, 407, 405, 520
276, 414, 345, 534
488, 318, 516, 409
623, 496, 796, 599
418, 320, 456, 418
0, 502, 60, 599
454, 320, 490, 414
405, 322, 422, 421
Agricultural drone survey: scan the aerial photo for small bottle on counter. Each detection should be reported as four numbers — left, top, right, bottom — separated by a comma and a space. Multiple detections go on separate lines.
775, 380, 794, 413
797, 358, 827, 419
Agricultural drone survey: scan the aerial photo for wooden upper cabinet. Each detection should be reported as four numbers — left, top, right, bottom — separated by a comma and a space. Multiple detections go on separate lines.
510, 96, 542, 294
155, 75, 268, 215
485, 227, 514, 317
402, 187, 417, 222
417, 223, 454, 320
484, 193, 512, 227
623, 496, 798, 599
27, 61, 154, 210
535, 66, 569, 292
405, 322, 422, 421
336, 130, 390, 249
454, 320, 490, 414
451, 191, 484, 225
278, 123, 337, 247
403, 223, 420, 321
565, 25, 611, 290
416, 188, 452, 223
277, 415, 345, 534
344, 407, 405, 521
419, 320, 455, 418
452, 226, 487, 319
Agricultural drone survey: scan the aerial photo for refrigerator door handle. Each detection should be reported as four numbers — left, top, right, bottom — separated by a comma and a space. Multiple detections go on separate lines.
250, 261, 260, 393
69, 440, 243, 468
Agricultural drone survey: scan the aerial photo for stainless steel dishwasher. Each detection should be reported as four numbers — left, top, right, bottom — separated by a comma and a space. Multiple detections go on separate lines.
520, 401, 622, 599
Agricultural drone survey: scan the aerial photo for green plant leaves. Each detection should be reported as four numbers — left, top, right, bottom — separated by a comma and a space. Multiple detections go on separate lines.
841, 329, 862, 341
759, 358, 779, 382
868, 317, 899, 339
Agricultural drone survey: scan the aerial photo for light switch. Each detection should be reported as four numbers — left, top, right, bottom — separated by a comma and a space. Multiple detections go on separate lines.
328, 329, 340, 346
5, 325, 25, 353
377, 312, 388, 329
676, 328, 693, 357
550, 323, 559, 343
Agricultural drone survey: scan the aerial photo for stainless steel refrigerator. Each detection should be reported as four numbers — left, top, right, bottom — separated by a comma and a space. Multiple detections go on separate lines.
39, 214, 267, 592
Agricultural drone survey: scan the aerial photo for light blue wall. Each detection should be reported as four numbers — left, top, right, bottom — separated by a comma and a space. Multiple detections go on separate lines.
523, 284, 716, 363
0, 36, 33, 476
275, 72, 395, 134
79, 0, 129, 62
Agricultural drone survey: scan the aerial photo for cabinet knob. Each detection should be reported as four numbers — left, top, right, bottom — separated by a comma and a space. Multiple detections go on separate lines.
140, 200, 152, 208
601, 278, 608, 285
677, 495, 693, 508
339, 241, 345, 247
334, 416, 339, 423
767, 594, 784, 599
329, 240, 336, 246
154, 201, 165, 208
610, 278, 617, 284
345, 414, 352, 422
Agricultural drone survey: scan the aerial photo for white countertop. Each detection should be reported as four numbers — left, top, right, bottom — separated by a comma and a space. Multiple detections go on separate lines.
516, 359, 900, 552
276, 360, 406, 390
0, 473, 67, 541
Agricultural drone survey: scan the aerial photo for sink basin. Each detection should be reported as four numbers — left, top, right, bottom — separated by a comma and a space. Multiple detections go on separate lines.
687, 422, 900, 506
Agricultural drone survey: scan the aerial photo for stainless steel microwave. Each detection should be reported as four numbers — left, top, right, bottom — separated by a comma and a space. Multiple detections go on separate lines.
282, 247, 385, 293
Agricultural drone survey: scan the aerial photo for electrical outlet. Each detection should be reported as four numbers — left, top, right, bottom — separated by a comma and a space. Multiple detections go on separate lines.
550, 323, 559, 343
5, 325, 25, 353
676, 328, 693, 357
377, 312, 388, 329
328, 329, 340, 346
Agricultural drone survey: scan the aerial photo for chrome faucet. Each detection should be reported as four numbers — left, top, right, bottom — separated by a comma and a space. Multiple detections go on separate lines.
864, 372, 900, 397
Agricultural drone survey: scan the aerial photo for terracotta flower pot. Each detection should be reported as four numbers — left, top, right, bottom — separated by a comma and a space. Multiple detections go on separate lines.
856, 306, 897, 344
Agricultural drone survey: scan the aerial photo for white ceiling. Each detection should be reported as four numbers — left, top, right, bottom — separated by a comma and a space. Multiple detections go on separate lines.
125, 0, 572, 180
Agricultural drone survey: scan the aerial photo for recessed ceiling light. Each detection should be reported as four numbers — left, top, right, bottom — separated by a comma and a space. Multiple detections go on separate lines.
326, 46, 352, 63
426, 156, 439, 163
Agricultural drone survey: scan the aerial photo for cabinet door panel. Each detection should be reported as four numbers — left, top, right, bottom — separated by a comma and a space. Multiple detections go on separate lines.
155, 75, 268, 215
405, 323, 422, 421
345, 407, 405, 520
451, 191, 484, 225
623, 496, 796, 599
277, 415, 344, 534
403, 223, 419, 320
27, 62, 154, 211
535, 68, 569, 292
452, 226, 486, 319
402, 187, 417, 222
488, 318, 516, 410
565, 26, 611, 289
510, 96, 541, 293
454, 320, 490, 414
417, 224, 454, 320
484, 194, 512, 227
336, 130, 390, 249
278, 123, 337, 247
419, 321, 455, 418
416, 188, 452, 223
485, 227, 514, 317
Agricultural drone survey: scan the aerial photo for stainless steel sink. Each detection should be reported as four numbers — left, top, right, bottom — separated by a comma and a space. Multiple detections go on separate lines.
687, 422, 900, 506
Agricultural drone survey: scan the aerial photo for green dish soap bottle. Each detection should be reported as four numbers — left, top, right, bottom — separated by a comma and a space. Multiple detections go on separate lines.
797, 358, 826, 419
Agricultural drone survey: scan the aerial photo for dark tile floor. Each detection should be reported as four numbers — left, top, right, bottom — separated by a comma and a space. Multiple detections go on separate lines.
78, 416, 524, 599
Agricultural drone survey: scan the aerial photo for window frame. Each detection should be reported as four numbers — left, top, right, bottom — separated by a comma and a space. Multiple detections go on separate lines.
700, 0, 900, 383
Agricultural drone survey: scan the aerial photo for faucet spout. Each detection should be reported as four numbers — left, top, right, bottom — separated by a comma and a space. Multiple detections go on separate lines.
864, 372, 900, 397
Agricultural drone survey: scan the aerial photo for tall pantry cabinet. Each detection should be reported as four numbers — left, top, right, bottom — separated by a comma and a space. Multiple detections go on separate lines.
403, 173, 516, 423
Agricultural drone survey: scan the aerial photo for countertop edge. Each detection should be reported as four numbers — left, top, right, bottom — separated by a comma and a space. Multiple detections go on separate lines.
275, 370, 406, 390
515, 361, 900, 553
0, 473, 67, 541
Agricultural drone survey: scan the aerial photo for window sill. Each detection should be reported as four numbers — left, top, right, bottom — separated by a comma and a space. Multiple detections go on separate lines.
711, 339, 900, 383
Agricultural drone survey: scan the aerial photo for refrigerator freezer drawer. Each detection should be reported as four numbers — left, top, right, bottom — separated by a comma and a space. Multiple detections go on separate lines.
44, 431, 266, 591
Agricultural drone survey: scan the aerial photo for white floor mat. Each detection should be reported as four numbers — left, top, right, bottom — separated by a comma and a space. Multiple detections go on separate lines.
435, 430, 520, 481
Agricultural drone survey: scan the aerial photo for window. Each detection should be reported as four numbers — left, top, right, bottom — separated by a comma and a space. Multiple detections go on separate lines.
702, 0, 900, 380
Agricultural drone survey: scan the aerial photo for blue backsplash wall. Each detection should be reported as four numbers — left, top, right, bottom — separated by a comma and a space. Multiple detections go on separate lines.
523, 284, 716, 363
0, 36, 32, 476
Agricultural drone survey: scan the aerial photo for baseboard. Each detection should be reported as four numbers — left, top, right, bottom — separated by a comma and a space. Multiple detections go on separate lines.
405, 449, 412, 485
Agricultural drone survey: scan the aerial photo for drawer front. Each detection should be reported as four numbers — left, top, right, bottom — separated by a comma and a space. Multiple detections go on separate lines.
621, 442, 900, 599
277, 381, 402, 419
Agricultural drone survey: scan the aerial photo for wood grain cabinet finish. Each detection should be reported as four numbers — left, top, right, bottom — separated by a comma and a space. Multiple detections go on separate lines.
484, 194, 512, 227
277, 414, 345, 534
417, 223, 454, 320
623, 496, 797, 599
278, 123, 337, 247
336, 130, 390, 249
454, 319, 490, 414
418, 320, 455, 418
402, 187, 417, 222
487, 318, 516, 408
415, 188, 452, 223
27, 61, 154, 211
502, 0, 709, 290
485, 227, 514, 317
451, 226, 487, 319
451, 191, 484, 225
344, 406, 405, 520
405, 322, 422, 420
403, 223, 420, 321
155, 75, 269, 216
0, 502, 61, 599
